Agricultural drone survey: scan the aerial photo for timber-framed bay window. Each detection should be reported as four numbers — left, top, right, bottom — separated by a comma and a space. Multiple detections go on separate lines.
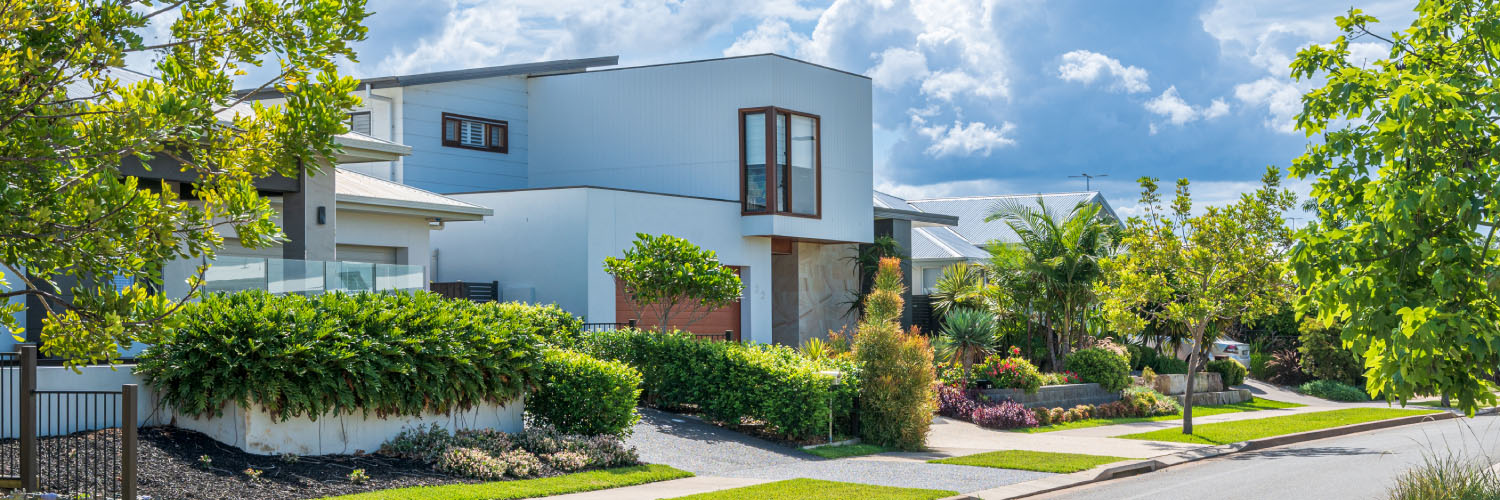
740, 107, 820, 217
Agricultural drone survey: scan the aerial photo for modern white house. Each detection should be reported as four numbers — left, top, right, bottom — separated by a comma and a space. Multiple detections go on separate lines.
302, 54, 877, 345
874, 190, 1119, 294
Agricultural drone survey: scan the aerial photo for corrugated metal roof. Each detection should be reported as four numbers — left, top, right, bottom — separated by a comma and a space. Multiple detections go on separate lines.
335, 168, 491, 219
912, 226, 991, 260
907, 192, 1111, 247
873, 190, 919, 211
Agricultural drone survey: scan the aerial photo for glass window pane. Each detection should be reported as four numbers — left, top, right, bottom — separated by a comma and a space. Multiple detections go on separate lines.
743, 112, 766, 212
444, 119, 458, 142
776, 113, 788, 212
791, 114, 817, 215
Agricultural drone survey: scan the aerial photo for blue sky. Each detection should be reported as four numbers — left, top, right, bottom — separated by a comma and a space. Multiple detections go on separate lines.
332, 0, 1417, 216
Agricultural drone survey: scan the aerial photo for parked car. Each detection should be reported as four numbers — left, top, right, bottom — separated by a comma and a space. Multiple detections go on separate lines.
1127, 334, 1251, 368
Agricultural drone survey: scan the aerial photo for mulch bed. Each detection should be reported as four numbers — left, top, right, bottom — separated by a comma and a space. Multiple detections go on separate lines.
136, 426, 476, 500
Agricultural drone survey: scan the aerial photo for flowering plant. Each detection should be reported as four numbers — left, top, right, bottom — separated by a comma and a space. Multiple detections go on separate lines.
978, 352, 1043, 394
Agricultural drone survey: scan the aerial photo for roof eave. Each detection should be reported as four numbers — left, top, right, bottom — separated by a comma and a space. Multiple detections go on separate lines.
335, 194, 492, 221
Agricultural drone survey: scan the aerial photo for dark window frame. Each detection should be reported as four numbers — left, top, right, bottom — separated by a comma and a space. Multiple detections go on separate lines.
441, 112, 508, 154
738, 106, 821, 219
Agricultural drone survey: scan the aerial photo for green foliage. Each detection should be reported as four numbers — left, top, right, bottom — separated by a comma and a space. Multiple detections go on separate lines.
1151, 357, 1189, 375
1297, 317, 1363, 386
1065, 348, 1131, 391
930, 262, 988, 316
504, 303, 585, 348
379, 425, 639, 480
527, 350, 642, 437
1249, 352, 1271, 380
845, 235, 904, 318
1300, 380, 1371, 402
1386, 454, 1500, 500
986, 199, 1116, 369
933, 308, 997, 387
1287, 3, 1500, 416
138, 291, 551, 421
1206, 359, 1248, 387
1126, 344, 1158, 371
603, 233, 743, 331
1120, 386, 1182, 416
976, 352, 1043, 394
855, 258, 936, 450
578, 328, 857, 441
1097, 170, 1295, 432
319, 465, 693, 500
1, 0, 369, 365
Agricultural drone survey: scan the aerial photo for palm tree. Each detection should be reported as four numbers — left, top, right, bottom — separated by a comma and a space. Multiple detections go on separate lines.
986, 199, 1115, 369
931, 262, 987, 315
935, 307, 998, 388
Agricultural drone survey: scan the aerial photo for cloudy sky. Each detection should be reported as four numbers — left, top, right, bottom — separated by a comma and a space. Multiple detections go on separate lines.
329, 0, 1416, 216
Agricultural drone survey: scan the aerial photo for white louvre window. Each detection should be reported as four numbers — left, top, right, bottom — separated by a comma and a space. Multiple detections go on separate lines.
460, 120, 486, 147
442, 113, 507, 153
347, 112, 371, 135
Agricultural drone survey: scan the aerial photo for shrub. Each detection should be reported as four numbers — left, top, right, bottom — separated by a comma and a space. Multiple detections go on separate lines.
852, 258, 936, 450
1042, 371, 1081, 386
1298, 318, 1364, 385
497, 302, 584, 348
1249, 351, 1271, 380
1300, 380, 1371, 402
381, 425, 638, 480
139, 291, 546, 421
970, 401, 1038, 429
1386, 455, 1500, 500
977, 353, 1044, 394
1032, 407, 1052, 425
1066, 347, 1131, 391
578, 328, 858, 441
1206, 359, 1248, 387
527, 350, 642, 437
935, 385, 980, 419
1265, 349, 1311, 386
1121, 386, 1181, 416
1127, 345, 1159, 371
1151, 356, 1189, 374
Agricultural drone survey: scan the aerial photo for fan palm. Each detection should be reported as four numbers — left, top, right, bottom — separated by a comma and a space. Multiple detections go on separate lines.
935, 307, 998, 388
986, 199, 1115, 369
931, 262, 987, 315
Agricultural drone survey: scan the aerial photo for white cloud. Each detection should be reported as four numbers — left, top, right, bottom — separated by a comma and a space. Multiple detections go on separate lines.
867, 47, 928, 90
912, 116, 1017, 157
919, 70, 1006, 101
1057, 50, 1150, 93
723, 18, 810, 57
1143, 86, 1230, 130
1233, 77, 1304, 133
876, 178, 1020, 200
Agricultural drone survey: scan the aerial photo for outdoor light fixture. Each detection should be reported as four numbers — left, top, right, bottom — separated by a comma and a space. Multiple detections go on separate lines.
818, 370, 843, 444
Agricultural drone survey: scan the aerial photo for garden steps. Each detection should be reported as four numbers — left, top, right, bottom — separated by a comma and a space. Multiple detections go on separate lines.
979, 383, 1121, 409
1171, 388, 1252, 407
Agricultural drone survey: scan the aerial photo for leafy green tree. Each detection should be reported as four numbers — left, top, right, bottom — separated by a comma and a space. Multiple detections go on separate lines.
987, 199, 1115, 369
934, 307, 997, 388
604, 233, 743, 331
1287, 4, 1500, 414
1, 0, 368, 364
1097, 170, 1295, 433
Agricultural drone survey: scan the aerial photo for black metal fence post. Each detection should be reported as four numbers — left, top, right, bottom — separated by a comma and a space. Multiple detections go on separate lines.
18, 345, 35, 492
122, 384, 138, 500
628, 319, 637, 329
724, 330, 733, 342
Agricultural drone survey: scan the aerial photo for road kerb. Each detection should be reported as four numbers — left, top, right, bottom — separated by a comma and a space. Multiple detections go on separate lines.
947, 410, 1456, 500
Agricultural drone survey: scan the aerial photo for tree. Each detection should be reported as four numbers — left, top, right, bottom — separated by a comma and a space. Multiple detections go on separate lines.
1097, 170, 1295, 433
934, 307, 997, 388
1, 0, 369, 364
853, 257, 935, 450
604, 233, 743, 331
987, 199, 1115, 370
930, 262, 987, 316
1288, 4, 1500, 415
844, 235, 902, 318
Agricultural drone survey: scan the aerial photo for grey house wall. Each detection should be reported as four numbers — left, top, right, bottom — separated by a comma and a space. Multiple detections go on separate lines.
399, 76, 531, 193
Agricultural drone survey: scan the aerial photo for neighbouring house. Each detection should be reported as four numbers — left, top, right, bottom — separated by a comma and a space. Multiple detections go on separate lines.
295, 54, 877, 346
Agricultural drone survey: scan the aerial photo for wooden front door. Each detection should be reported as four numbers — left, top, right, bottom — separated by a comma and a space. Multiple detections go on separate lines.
615, 266, 743, 341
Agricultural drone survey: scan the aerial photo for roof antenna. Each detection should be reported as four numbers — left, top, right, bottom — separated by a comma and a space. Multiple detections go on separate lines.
1068, 172, 1107, 191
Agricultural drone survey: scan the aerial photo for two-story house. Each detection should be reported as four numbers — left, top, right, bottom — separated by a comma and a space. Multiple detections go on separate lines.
313, 54, 876, 345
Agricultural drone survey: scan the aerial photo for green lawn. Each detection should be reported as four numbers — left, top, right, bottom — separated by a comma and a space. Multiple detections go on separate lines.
804, 443, 893, 459
1011, 398, 1305, 433
666, 478, 956, 500
1117, 408, 1442, 445
929, 450, 1130, 474
318, 465, 693, 500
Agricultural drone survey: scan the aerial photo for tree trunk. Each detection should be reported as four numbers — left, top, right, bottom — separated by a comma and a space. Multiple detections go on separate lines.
1045, 318, 1060, 372
1182, 325, 1205, 435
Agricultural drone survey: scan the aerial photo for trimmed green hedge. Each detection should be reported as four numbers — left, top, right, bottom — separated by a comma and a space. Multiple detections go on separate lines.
1065, 347, 1131, 391
527, 350, 642, 436
1300, 379, 1371, 402
1206, 359, 1248, 387
578, 328, 858, 441
139, 291, 562, 421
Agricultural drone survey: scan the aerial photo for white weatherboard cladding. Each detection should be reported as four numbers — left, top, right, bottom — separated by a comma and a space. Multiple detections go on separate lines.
400, 76, 529, 193
431, 188, 774, 343
527, 55, 873, 244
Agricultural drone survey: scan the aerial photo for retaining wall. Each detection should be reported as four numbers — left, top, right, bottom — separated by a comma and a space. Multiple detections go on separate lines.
980, 383, 1121, 408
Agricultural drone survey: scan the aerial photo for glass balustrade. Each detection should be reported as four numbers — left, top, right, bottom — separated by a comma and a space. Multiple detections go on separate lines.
200, 256, 424, 296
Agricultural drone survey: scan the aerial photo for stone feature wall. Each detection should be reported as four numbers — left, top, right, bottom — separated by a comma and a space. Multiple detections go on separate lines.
795, 242, 860, 344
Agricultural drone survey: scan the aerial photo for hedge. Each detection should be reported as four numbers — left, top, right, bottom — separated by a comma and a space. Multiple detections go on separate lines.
527, 350, 643, 436
139, 291, 560, 421
577, 328, 858, 440
1065, 347, 1131, 391
1206, 359, 1248, 387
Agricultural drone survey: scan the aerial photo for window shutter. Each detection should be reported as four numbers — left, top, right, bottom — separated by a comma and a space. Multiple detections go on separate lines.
348, 112, 371, 135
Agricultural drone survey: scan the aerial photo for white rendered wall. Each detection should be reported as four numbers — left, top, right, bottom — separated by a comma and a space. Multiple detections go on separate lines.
336, 210, 436, 271
528, 55, 873, 244
339, 86, 405, 182
432, 188, 775, 343
172, 399, 523, 456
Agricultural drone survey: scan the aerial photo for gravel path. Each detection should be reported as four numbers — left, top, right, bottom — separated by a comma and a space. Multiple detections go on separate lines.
626, 407, 1053, 493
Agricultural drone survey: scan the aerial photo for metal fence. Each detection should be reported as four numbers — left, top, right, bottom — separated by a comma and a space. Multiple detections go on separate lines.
7, 346, 138, 498
430, 281, 501, 302
582, 320, 734, 342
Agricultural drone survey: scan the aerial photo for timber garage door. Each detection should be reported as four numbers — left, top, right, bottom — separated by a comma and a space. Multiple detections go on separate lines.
616, 267, 742, 341
336, 244, 398, 264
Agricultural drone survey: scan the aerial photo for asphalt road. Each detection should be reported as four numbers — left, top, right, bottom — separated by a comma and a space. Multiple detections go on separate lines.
1036, 414, 1500, 500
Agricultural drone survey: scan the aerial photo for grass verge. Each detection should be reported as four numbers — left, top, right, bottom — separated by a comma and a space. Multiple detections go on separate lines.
1117, 408, 1442, 445
804, 443, 893, 459
665, 478, 956, 500
1011, 398, 1304, 433
929, 450, 1129, 473
318, 464, 693, 500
